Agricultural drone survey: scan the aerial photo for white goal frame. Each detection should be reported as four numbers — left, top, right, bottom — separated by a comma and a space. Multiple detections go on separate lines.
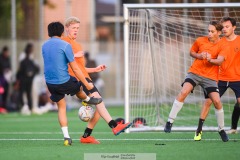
124, 3, 240, 133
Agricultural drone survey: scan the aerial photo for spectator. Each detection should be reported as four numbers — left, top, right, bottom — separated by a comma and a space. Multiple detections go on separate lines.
0, 80, 6, 114
6, 81, 20, 112
0, 46, 12, 113
17, 43, 39, 115
19, 43, 50, 115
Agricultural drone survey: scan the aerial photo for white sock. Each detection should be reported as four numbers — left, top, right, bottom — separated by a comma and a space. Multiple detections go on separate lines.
83, 96, 90, 102
215, 108, 224, 131
61, 126, 70, 138
168, 99, 184, 123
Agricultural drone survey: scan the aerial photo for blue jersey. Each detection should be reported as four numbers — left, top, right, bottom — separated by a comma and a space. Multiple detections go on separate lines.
42, 37, 74, 84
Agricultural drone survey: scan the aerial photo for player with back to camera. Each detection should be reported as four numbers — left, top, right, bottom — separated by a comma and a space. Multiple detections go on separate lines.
42, 22, 103, 146
62, 16, 132, 144
163, 20, 229, 142
194, 17, 240, 141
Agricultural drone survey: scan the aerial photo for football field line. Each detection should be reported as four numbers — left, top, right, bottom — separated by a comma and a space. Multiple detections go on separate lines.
1, 132, 239, 141
1, 138, 238, 141
0, 131, 194, 134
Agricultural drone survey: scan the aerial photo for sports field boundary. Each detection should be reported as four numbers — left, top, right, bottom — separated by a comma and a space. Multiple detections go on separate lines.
1, 138, 239, 141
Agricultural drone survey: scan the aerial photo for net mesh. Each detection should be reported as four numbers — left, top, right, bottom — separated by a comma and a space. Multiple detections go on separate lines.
127, 7, 240, 131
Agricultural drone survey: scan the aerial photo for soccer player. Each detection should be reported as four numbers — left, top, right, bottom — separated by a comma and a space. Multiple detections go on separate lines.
62, 16, 132, 144
163, 21, 229, 142
42, 22, 103, 146
194, 17, 240, 141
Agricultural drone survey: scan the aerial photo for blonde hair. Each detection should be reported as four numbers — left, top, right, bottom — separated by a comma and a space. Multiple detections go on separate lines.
65, 16, 80, 27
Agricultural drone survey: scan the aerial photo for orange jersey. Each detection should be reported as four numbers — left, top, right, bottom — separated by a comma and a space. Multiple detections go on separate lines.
218, 36, 240, 81
188, 36, 228, 81
61, 36, 91, 80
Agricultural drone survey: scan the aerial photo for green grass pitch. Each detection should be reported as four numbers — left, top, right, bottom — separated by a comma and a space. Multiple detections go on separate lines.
0, 106, 239, 160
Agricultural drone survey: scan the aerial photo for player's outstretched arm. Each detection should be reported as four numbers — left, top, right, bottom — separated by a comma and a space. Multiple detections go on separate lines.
86, 64, 107, 73
69, 61, 94, 90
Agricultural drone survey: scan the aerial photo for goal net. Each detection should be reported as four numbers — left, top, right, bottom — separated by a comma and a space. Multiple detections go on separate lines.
124, 3, 240, 132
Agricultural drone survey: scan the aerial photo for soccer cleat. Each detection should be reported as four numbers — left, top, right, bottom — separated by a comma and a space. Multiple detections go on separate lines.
226, 129, 238, 134
63, 137, 72, 146
164, 121, 173, 133
218, 130, 229, 142
194, 131, 202, 141
112, 122, 132, 136
83, 97, 102, 105
80, 136, 100, 144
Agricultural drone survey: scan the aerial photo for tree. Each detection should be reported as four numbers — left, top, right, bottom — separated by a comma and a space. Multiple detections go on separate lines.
0, 0, 11, 38
0, 0, 53, 40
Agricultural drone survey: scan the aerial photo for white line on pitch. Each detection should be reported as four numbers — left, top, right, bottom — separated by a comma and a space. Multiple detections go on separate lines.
0, 132, 111, 135
0, 138, 238, 141
0, 132, 204, 135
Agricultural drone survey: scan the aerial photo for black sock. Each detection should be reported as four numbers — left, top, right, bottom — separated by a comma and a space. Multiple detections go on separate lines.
108, 120, 117, 128
231, 103, 240, 129
197, 118, 205, 133
83, 128, 93, 138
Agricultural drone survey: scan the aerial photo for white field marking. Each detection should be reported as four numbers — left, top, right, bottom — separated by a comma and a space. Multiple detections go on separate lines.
0, 132, 111, 135
0, 138, 238, 141
0, 118, 77, 122
0, 132, 63, 135
0, 131, 202, 135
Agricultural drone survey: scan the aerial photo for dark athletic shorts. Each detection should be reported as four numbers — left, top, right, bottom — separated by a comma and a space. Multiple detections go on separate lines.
217, 80, 240, 99
46, 76, 81, 102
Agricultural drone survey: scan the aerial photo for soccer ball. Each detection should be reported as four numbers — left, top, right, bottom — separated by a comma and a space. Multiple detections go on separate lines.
78, 106, 95, 122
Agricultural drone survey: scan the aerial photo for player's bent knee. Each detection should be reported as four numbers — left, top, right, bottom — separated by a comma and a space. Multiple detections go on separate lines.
212, 99, 221, 106
204, 98, 213, 106
179, 89, 191, 97
210, 97, 222, 109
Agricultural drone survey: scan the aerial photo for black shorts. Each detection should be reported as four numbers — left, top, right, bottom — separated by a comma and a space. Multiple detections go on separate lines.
218, 80, 240, 98
82, 78, 99, 95
46, 76, 81, 102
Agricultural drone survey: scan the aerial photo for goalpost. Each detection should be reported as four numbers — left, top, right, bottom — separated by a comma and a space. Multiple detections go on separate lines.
124, 3, 240, 132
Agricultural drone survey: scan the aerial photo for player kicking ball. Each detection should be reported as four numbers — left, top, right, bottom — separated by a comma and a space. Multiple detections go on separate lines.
42, 22, 103, 146
62, 17, 132, 144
